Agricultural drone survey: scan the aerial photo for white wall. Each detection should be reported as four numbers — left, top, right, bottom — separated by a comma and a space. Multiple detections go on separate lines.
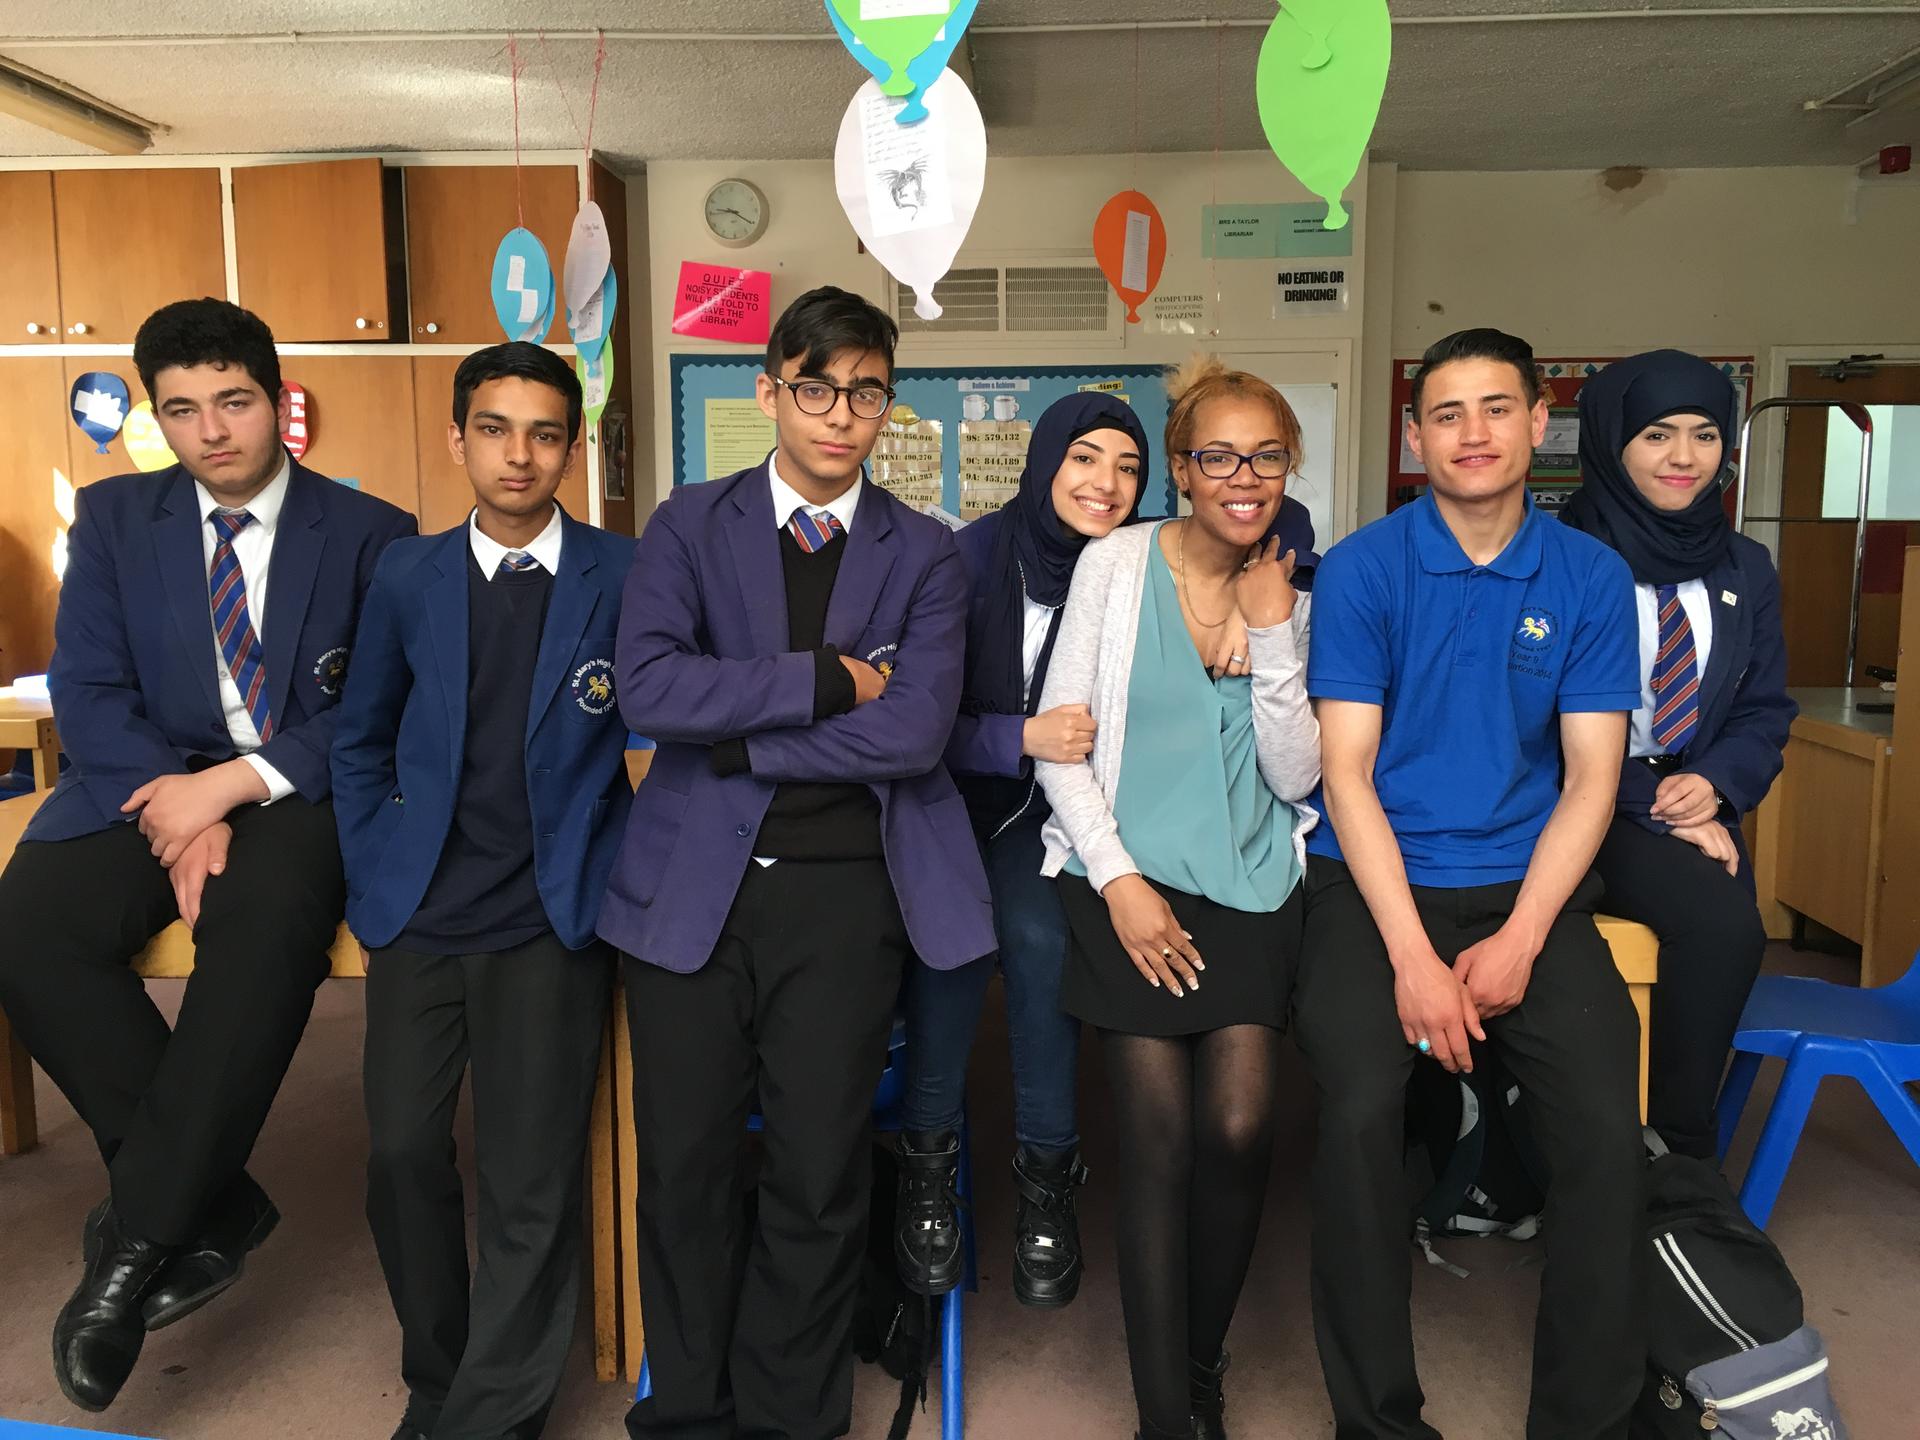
643, 150, 1373, 528
1379, 165, 1920, 523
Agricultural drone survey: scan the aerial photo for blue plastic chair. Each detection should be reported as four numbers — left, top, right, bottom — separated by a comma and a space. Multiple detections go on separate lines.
634, 1020, 977, 1438
1715, 949, 1920, 1227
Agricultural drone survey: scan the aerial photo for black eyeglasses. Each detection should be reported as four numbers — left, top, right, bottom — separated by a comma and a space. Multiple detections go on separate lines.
1181, 447, 1293, 480
770, 377, 895, 421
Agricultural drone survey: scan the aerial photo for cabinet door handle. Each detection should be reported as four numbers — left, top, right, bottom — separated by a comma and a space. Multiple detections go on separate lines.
68, 322, 89, 335
26, 322, 51, 335
355, 316, 369, 330
416, 321, 439, 335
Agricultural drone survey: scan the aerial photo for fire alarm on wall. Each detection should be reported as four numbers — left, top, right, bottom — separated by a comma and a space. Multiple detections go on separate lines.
1881, 145, 1912, 175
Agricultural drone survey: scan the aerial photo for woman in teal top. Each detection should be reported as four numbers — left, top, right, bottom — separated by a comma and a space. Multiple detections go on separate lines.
1036, 357, 1321, 1440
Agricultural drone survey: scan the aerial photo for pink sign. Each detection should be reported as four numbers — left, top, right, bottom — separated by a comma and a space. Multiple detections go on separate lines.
671, 262, 772, 344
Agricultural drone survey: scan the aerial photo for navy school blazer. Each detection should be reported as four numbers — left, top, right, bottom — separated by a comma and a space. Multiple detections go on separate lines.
329, 510, 638, 950
1617, 533, 1797, 831
30, 461, 416, 844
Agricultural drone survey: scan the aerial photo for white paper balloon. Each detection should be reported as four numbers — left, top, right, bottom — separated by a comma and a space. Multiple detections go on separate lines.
834, 69, 986, 322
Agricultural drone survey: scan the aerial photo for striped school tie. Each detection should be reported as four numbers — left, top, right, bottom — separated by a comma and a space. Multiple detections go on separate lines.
498, 550, 542, 576
787, 508, 844, 554
1650, 583, 1701, 754
207, 510, 274, 743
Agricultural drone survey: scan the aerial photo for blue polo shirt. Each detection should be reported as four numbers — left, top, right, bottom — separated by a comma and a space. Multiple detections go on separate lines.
1305, 492, 1637, 887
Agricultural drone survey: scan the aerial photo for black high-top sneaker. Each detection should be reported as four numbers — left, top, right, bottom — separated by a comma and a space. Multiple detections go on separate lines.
894, 1129, 964, 1296
1190, 1348, 1231, 1439
1010, 1144, 1089, 1307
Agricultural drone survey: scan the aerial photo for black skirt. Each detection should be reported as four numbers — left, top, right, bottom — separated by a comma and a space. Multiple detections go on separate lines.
1057, 871, 1303, 1036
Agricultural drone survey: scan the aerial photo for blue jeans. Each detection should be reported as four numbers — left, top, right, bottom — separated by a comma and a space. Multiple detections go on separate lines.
902, 809, 1080, 1151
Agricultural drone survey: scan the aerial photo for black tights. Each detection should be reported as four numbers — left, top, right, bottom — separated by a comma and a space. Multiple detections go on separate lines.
1103, 1023, 1282, 1438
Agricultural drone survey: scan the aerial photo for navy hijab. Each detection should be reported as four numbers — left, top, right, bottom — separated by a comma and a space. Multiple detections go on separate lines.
962, 393, 1149, 720
1561, 350, 1737, 586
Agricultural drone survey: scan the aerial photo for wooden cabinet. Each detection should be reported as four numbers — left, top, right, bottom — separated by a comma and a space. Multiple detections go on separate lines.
51, 169, 225, 343
283, 356, 421, 514
411, 356, 590, 535
404, 165, 579, 344
0, 360, 79, 680
233, 159, 404, 342
0, 173, 61, 345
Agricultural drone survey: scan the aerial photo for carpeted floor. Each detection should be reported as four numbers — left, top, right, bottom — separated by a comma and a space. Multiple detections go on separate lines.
1, 942, 1911, 1438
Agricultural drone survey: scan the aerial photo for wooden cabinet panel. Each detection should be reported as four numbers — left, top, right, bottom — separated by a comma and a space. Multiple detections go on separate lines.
412, 356, 589, 536
52, 169, 225, 343
0, 173, 61, 345
280, 356, 420, 514
0, 360, 79, 680
404, 165, 578, 344
234, 159, 402, 342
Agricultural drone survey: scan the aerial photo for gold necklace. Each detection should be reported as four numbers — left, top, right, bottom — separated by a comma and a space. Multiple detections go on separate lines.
1175, 520, 1235, 629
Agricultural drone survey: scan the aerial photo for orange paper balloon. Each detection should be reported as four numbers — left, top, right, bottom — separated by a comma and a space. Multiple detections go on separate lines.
1092, 190, 1167, 324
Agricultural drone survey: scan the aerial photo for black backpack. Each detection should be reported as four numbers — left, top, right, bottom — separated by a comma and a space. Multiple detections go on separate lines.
1630, 1146, 1827, 1438
1404, 1051, 1550, 1274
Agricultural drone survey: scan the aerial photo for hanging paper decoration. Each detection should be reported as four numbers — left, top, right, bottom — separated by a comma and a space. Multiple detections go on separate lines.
491, 228, 557, 343
280, 380, 311, 460
1092, 191, 1167, 325
122, 401, 178, 473
826, 1, 968, 99
563, 202, 611, 318
826, 0, 978, 125
577, 340, 615, 433
69, 372, 130, 455
569, 261, 618, 368
1255, 0, 1391, 231
834, 68, 986, 321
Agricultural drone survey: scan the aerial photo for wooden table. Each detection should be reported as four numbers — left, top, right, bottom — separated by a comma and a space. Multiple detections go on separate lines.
1751, 687, 1897, 983
0, 692, 60, 790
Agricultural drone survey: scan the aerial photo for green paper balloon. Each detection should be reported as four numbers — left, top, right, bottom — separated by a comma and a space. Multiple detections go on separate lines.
826, 0, 964, 96
1256, 0, 1391, 231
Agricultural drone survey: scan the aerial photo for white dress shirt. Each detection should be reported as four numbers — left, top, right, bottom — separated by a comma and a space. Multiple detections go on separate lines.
195, 457, 293, 802
1629, 577, 1715, 758
1021, 595, 1057, 706
467, 504, 564, 578
768, 450, 863, 535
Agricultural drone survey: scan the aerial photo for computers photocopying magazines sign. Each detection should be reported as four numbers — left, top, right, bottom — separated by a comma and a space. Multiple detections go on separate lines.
1274, 266, 1349, 318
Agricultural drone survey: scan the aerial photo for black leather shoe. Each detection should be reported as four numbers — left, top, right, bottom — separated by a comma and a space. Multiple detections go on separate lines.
53, 1201, 174, 1412
141, 1178, 280, 1331
1190, 1348, 1230, 1439
1011, 1144, 1088, 1308
390, 1424, 431, 1440
895, 1129, 964, 1296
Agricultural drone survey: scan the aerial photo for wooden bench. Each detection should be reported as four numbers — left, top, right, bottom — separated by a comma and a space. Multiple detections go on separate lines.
0, 785, 631, 1385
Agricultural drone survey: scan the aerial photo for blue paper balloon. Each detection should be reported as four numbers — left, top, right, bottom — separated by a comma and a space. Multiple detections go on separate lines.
69, 371, 131, 455
491, 228, 556, 343
827, 0, 979, 124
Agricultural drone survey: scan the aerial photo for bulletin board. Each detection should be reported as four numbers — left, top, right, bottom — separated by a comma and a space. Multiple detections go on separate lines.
672, 353, 1340, 544
1385, 355, 1755, 517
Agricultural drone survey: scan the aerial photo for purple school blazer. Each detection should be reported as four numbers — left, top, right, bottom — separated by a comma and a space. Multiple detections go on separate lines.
596, 461, 995, 973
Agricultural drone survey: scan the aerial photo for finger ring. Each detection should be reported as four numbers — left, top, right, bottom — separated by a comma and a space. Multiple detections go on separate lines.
1160, 946, 1173, 958
1230, 654, 1246, 664
1416, 1038, 1433, 1054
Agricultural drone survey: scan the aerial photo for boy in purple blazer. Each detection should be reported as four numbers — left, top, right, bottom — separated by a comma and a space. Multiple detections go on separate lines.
600, 286, 994, 1439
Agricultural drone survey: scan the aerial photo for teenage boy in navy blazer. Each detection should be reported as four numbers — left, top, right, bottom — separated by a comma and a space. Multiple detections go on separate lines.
0, 298, 415, 1413
331, 342, 635, 1440
601, 286, 995, 1440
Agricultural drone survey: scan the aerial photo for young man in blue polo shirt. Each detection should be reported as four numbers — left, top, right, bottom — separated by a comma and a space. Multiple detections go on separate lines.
1297, 328, 1644, 1439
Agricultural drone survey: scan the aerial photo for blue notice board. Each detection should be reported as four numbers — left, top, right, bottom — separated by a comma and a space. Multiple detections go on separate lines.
671, 355, 1181, 518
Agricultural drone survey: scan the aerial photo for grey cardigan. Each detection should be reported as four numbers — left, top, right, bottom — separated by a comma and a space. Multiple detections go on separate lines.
1035, 522, 1321, 893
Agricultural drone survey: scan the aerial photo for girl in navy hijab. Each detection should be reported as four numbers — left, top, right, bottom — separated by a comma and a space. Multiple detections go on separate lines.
1562, 350, 1796, 1158
896, 392, 1148, 1307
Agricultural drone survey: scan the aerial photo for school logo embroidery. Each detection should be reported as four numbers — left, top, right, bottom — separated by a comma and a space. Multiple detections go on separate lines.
866, 642, 899, 681
1508, 606, 1559, 680
312, 646, 350, 696
1514, 612, 1554, 649
571, 658, 616, 716
1770, 1407, 1835, 1440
